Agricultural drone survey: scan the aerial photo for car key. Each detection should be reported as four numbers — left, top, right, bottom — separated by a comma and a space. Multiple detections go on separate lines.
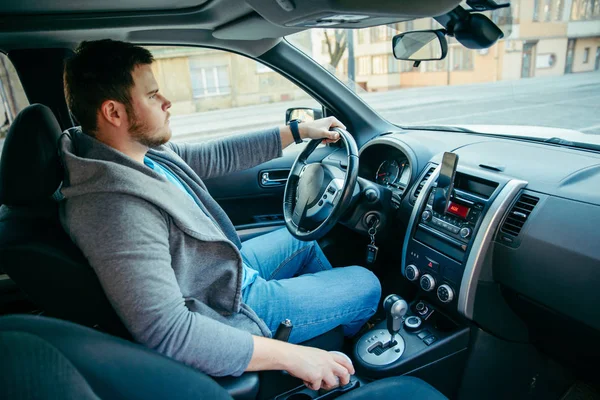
366, 226, 378, 265
366, 243, 378, 264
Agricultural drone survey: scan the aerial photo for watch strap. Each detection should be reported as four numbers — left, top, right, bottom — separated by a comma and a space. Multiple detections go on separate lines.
289, 119, 303, 144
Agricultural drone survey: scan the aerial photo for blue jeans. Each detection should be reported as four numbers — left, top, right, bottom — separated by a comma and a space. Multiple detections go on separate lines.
241, 228, 382, 344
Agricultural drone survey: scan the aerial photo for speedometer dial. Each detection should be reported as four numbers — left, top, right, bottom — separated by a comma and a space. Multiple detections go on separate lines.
375, 160, 400, 185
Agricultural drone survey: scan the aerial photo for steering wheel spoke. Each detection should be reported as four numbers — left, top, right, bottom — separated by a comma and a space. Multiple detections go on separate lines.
292, 197, 308, 226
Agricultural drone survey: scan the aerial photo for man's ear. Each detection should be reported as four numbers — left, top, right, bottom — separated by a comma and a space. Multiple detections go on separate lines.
99, 100, 125, 128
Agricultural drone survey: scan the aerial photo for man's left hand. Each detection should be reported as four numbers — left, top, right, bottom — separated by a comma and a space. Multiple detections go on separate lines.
299, 117, 346, 144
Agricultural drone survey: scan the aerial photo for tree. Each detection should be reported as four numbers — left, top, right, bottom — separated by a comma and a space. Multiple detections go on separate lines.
323, 30, 347, 69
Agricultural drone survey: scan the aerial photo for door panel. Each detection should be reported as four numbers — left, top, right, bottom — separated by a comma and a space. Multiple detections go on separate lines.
204, 146, 332, 227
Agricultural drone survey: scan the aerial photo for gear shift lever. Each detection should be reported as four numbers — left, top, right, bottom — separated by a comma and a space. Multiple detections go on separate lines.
383, 294, 408, 344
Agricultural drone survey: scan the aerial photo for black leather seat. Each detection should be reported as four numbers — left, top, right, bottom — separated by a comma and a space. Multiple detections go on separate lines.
0, 104, 344, 397
0, 314, 447, 400
0, 104, 132, 338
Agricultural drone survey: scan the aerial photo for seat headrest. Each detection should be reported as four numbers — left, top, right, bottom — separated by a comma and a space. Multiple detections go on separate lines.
0, 104, 64, 206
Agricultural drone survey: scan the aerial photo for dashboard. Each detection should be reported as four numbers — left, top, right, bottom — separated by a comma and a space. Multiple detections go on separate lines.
355, 128, 600, 359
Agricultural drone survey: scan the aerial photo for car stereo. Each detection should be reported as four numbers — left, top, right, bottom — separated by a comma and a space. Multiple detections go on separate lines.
421, 188, 485, 245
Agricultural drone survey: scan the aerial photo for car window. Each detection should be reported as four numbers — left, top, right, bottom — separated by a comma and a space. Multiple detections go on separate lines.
0, 53, 29, 158
146, 46, 321, 154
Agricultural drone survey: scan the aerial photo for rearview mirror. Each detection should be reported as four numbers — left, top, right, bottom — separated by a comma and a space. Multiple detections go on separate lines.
285, 107, 323, 124
392, 30, 448, 61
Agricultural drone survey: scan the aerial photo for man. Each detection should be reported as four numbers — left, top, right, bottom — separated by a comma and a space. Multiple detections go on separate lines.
59, 39, 381, 390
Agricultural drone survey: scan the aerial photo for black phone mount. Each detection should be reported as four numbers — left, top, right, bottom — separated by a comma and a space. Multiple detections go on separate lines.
432, 152, 459, 215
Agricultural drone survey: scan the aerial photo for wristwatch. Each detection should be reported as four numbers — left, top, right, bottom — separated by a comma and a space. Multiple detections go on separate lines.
287, 119, 303, 144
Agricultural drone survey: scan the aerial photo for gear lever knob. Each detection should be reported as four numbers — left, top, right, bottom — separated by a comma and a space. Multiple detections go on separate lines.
383, 294, 408, 338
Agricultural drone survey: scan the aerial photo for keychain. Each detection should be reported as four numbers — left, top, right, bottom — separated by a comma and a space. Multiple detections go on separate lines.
366, 225, 378, 265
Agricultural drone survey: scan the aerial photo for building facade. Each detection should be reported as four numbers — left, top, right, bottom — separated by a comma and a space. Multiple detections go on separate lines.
312, 0, 600, 91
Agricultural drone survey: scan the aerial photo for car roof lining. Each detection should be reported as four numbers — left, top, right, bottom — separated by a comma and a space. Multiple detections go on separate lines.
0, 29, 281, 59
0, 0, 462, 56
0, 0, 213, 15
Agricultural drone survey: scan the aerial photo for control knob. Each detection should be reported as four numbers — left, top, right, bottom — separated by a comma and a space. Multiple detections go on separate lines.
437, 284, 454, 303
421, 210, 432, 222
420, 274, 436, 292
404, 316, 422, 331
459, 227, 472, 239
405, 265, 420, 282
365, 188, 378, 203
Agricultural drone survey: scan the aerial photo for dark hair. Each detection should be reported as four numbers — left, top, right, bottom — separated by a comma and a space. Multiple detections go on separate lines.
63, 39, 154, 135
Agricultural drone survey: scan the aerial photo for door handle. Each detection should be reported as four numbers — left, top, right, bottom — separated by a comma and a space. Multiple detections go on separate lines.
261, 172, 287, 187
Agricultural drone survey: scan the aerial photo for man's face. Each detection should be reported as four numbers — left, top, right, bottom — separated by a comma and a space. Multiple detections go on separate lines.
127, 64, 172, 148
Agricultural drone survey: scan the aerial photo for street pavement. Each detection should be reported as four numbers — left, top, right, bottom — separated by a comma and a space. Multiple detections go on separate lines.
1, 71, 599, 155
167, 70, 600, 143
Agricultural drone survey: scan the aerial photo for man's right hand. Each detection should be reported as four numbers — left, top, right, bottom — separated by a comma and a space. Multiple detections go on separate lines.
285, 345, 355, 391
247, 336, 355, 391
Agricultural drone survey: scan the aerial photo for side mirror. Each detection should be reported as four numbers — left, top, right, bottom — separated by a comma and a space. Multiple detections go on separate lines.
285, 107, 323, 124
392, 30, 448, 61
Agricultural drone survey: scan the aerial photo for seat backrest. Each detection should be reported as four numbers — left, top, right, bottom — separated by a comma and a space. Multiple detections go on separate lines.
0, 104, 130, 338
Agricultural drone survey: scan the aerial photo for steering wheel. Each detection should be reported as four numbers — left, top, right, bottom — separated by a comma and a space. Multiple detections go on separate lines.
284, 128, 359, 241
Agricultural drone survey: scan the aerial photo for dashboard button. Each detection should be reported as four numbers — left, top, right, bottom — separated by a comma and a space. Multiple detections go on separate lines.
459, 227, 472, 239
424, 257, 439, 272
423, 336, 438, 345
421, 210, 432, 222
417, 330, 431, 339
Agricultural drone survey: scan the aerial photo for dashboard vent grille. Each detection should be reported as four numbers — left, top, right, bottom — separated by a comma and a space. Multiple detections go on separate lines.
500, 194, 539, 237
413, 167, 435, 200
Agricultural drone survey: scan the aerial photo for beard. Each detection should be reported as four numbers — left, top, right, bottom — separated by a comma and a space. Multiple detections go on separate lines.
127, 106, 171, 148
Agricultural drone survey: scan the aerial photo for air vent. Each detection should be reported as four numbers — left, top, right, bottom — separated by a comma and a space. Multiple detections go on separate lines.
500, 194, 539, 237
413, 167, 435, 200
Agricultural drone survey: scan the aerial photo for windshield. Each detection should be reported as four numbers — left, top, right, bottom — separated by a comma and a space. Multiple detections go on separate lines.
286, 0, 600, 147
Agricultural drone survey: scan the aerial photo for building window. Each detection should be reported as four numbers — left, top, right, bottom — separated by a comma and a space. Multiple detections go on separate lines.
533, 0, 540, 20
425, 59, 448, 72
398, 20, 415, 31
491, 4, 515, 25
388, 55, 399, 73
357, 29, 368, 45
571, 0, 600, 20
370, 26, 389, 43
189, 61, 231, 97
451, 47, 474, 71
372, 55, 388, 74
340, 58, 348, 76
554, 0, 564, 20
544, 0, 553, 21
584, 47, 590, 63
400, 61, 415, 73
357, 56, 371, 75
512, 0, 521, 23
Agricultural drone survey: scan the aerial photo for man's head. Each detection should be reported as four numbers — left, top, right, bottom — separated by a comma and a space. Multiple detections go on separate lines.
64, 39, 172, 149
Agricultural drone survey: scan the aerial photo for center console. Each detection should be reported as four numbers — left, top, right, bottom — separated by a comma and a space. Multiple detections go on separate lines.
404, 174, 495, 309
402, 153, 526, 319
351, 152, 528, 393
